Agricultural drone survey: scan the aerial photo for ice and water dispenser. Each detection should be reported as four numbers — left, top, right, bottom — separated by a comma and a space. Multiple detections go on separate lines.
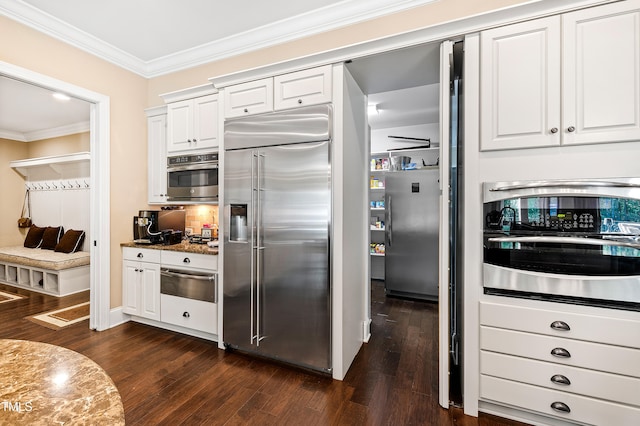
229, 204, 248, 242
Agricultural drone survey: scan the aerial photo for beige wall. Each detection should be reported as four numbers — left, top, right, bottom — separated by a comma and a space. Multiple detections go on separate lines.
1, 15, 147, 307
147, 0, 530, 105
27, 132, 90, 158
0, 139, 29, 246
1, 0, 531, 311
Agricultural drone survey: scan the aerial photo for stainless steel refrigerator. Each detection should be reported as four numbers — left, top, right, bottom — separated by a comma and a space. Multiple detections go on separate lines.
223, 105, 332, 373
384, 168, 439, 301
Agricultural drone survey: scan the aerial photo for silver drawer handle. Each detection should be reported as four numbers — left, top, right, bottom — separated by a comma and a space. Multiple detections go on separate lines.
183, 257, 191, 263
550, 374, 571, 386
183, 312, 190, 318
550, 321, 570, 331
551, 347, 571, 358
550, 401, 571, 413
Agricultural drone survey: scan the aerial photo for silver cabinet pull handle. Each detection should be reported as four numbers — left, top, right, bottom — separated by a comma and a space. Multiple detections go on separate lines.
550, 402, 571, 413
567, 126, 576, 132
550, 374, 571, 385
137, 252, 143, 258
550, 321, 570, 331
297, 99, 303, 104
550, 127, 558, 133
244, 108, 249, 113
551, 347, 571, 358
183, 257, 190, 263
183, 312, 190, 318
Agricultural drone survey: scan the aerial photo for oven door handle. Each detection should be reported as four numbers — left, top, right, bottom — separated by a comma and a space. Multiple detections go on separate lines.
489, 180, 640, 192
167, 163, 219, 172
488, 236, 640, 249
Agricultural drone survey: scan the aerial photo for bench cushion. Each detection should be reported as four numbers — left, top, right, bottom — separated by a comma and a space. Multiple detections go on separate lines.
0, 246, 89, 271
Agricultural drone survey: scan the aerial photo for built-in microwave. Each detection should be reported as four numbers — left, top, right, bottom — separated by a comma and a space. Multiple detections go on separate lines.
483, 178, 640, 310
166, 152, 218, 203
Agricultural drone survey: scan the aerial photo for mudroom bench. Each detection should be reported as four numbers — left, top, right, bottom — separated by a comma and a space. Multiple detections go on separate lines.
0, 246, 90, 296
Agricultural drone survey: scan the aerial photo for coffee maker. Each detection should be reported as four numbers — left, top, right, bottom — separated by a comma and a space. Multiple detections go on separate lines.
133, 210, 160, 243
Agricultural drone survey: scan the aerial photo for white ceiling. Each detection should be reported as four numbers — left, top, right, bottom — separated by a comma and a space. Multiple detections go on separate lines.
0, 0, 436, 78
0, 76, 90, 142
0, 0, 441, 140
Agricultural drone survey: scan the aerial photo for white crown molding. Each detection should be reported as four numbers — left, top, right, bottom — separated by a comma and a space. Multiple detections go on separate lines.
25, 121, 90, 141
0, 129, 27, 142
0, 0, 146, 76
0, 0, 436, 78
0, 121, 90, 142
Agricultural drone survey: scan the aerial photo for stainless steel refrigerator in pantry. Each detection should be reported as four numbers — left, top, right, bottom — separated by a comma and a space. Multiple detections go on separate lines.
223, 105, 332, 373
385, 168, 439, 301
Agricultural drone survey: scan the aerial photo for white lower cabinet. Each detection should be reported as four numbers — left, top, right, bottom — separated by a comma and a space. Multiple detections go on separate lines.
122, 248, 161, 321
122, 246, 218, 339
479, 299, 640, 424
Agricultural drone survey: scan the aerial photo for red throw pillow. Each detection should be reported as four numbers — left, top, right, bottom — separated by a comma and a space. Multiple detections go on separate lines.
40, 226, 64, 250
54, 230, 86, 253
24, 225, 46, 248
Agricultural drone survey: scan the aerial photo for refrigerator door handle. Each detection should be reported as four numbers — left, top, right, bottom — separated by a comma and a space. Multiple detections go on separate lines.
387, 195, 392, 247
256, 152, 265, 346
251, 152, 258, 345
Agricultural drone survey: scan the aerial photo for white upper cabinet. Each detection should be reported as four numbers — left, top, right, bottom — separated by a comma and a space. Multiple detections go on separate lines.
146, 107, 168, 204
224, 78, 274, 118
480, 17, 561, 150
167, 94, 219, 153
274, 65, 332, 110
480, 0, 640, 150
223, 65, 333, 119
562, 1, 640, 146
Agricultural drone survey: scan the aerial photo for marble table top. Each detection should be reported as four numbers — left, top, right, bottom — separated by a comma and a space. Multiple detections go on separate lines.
0, 339, 124, 425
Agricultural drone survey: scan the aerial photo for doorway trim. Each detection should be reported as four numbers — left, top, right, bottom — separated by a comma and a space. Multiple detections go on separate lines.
0, 60, 111, 331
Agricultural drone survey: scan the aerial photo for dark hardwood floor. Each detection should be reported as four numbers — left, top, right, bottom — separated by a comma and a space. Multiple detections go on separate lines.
0, 281, 527, 425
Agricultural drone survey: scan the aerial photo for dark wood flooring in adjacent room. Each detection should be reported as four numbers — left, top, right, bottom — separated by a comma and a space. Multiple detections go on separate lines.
0, 281, 527, 425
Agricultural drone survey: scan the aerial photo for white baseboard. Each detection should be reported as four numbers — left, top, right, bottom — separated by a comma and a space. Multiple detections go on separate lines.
109, 307, 130, 328
363, 318, 372, 342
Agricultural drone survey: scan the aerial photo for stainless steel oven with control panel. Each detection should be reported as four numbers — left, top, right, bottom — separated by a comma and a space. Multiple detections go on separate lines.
166, 152, 218, 203
483, 178, 640, 310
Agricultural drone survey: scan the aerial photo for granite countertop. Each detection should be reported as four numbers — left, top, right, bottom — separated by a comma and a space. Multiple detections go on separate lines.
121, 241, 218, 255
0, 339, 125, 425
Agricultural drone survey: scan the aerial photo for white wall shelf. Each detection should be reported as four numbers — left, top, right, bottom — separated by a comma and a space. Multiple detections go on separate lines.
10, 152, 90, 180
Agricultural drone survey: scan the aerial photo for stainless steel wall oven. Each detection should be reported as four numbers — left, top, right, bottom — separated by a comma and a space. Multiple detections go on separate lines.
166, 152, 218, 203
483, 178, 640, 310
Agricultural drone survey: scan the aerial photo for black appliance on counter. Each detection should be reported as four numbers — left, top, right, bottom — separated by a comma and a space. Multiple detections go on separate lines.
133, 209, 186, 244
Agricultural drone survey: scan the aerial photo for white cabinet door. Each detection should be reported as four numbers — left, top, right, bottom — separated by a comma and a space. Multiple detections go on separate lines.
167, 94, 219, 153
480, 17, 561, 150
192, 94, 219, 150
122, 255, 160, 321
224, 78, 274, 118
140, 262, 161, 321
147, 112, 167, 204
167, 100, 192, 152
562, 1, 640, 145
274, 65, 332, 110
122, 260, 141, 316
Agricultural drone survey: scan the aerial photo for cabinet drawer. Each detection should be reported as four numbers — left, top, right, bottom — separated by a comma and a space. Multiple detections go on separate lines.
480, 301, 640, 349
160, 294, 217, 334
161, 251, 217, 271
481, 326, 640, 378
480, 375, 640, 425
481, 351, 640, 407
274, 65, 332, 110
122, 247, 161, 263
